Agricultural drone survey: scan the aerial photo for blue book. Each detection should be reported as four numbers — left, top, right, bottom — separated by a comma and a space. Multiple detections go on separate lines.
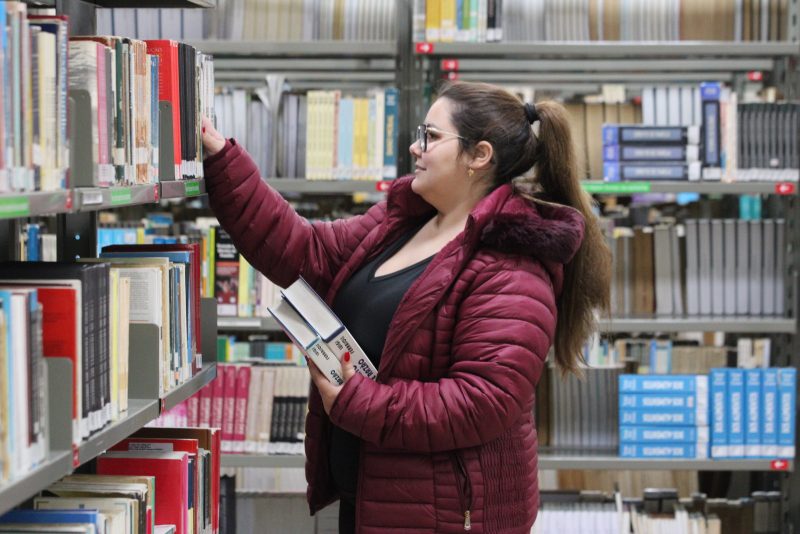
603, 161, 701, 182
710, 368, 729, 458
602, 124, 700, 146
619, 374, 708, 394
619, 393, 698, 410
620, 425, 708, 444
619, 442, 708, 459
0, 508, 104, 532
728, 368, 745, 458
745, 369, 762, 458
603, 144, 699, 162
337, 97, 354, 179
700, 82, 722, 172
762, 368, 779, 457
778, 367, 796, 458
382, 88, 399, 179
26, 224, 40, 261
620, 408, 703, 426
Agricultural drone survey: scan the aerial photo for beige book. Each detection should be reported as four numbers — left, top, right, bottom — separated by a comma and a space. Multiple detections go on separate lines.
257, 367, 277, 452
243, 366, 262, 453
602, 0, 620, 40
118, 276, 131, 414
583, 102, 604, 179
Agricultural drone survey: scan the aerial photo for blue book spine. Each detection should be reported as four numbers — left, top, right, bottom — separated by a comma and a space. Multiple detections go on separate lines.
700, 81, 722, 167
619, 393, 697, 410
26, 224, 40, 261
778, 367, 797, 458
603, 124, 695, 145
728, 368, 745, 458
382, 87, 399, 180
710, 368, 729, 458
745, 369, 762, 457
619, 374, 708, 394
620, 425, 708, 444
0, 508, 103, 532
603, 161, 621, 182
762, 368, 779, 457
614, 162, 699, 181
337, 98, 353, 179
620, 442, 708, 459
603, 144, 697, 162
620, 408, 700, 426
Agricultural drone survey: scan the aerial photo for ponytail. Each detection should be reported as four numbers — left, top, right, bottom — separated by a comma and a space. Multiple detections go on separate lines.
519, 101, 611, 374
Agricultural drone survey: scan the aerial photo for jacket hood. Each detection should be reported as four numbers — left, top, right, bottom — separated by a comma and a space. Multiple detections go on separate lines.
386, 175, 585, 265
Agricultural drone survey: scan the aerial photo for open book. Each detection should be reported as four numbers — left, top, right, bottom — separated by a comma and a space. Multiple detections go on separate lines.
268, 277, 378, 385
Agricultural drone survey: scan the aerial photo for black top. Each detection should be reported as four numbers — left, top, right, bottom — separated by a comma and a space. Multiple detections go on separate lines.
328, 225, 433, 503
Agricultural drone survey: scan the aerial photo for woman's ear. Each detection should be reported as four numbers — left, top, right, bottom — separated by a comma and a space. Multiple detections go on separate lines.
470, 140, 494, 171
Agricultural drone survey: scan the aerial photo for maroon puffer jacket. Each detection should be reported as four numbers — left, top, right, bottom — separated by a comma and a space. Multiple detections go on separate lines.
205, 140, 585, 533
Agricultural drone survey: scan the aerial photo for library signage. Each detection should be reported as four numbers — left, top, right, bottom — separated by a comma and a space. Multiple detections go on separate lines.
0, 196, 31, 218
582, 182, 652, 194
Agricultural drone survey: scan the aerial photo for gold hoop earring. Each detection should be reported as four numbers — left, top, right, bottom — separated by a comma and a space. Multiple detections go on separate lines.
467, 168, 475, 177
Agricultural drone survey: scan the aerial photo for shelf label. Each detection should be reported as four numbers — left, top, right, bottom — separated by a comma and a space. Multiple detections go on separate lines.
153, 184, 160, 202
185, 181, 201, 197
747, 71, 764, 82
441, 59, 459, 71
775, 182, 795, 195
82, 191, 103, 206
375, 181, 391, 192
582, 181, 652, 194
111, 188, 132, 206
771, 459, 790, 471
65, 190, 73, 210
446, 71, 459, 80
0, 196, 31, 218
415, 42, 434, 54
72, 444, 80, 468
160, 398, 166, 413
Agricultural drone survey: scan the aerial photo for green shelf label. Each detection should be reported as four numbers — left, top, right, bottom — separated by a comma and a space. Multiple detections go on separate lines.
0, 196, 30, 218
111, 188, 132, 205
185, 181, 201, 197
582, 182, 652, 194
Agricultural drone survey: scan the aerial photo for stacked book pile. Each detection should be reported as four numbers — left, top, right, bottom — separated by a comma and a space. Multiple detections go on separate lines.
619, 374, 710, 459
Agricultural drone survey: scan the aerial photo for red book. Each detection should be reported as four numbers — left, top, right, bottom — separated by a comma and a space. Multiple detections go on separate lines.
96, 451, 189, 534
221, 365, 237, 453
210, 370, 224, 432
132, 427, 221, 534
232, 365, 251, 453
144, 40, 182, 178
198, 382, 211, 427
186, 391, 200, 428
101, 243, 202, 374
110, 437, 201, 534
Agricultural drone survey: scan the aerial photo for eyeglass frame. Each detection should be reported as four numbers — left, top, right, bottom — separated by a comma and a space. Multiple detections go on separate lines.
415, 123, 467, 153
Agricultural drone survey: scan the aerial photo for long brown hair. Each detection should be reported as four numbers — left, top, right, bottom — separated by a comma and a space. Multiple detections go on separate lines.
438, 81, 611, 374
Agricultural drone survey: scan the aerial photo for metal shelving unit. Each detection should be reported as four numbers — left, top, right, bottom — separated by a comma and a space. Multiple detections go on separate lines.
162, 363, 217, 412
0, 451, 74, 517
160, 179, 207, 200
581, 180, 798, 195
0, 190, 73, 220
75, 185, 159, 212
220, 452, 793, 472
264, 179, 391, 194
77, 399, 160, 465
219, 316, 796, 334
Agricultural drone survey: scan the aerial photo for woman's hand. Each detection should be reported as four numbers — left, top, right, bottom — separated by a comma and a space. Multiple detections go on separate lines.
201, 116, 226, 158
307, 351, 357, 415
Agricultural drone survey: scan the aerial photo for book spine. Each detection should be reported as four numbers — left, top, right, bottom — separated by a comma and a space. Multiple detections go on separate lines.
602, 124, 700, 145
620, 442, 708, 459
221, 364, 237, 453
700, 81, 723, 179
327, 330, 377, 381
728, 368, 745, 458
382, 87, 399, 180
762, 368, 778, 457
307, 340, 344, 386
710, 368, 729, 458
778, 367, 796, 458
619, 392, 697, 410
603, 161, 701, 181
620, 425, 709, 444
619, 374, 708, 394
602, 144, 700, 162
620, 408, 701, 426
232, 365, 250, 453
745, 368, 762, 458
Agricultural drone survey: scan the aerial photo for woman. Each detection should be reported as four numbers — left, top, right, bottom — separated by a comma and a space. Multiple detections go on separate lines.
203, 81, 610, 533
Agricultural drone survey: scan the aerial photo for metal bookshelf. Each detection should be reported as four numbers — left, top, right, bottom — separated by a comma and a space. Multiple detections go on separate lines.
581, 180, 798, 195
83, 0, 215, 7
187, 40, 396, 57
159, 179, 207, 200
220, 453, 793, 472
0, 451, 74, 517
219, 316, 797, 334
162, 363, 218, 412
75, 185, 159, 212
77, 399, 160, 465
263, 179, 391, 194
0, 190, 73, 220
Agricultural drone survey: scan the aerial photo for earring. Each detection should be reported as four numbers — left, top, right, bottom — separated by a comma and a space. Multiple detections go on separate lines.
467, 168, 475, 177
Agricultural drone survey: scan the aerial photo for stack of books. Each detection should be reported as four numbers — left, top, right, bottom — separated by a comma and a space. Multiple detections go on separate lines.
602, 124, 702, 182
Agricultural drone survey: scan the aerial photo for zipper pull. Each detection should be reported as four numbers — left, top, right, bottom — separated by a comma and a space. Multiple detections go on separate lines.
463, 510, 471, 531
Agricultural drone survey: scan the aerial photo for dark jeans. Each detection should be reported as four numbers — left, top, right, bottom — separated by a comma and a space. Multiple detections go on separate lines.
338, 497, 356, 534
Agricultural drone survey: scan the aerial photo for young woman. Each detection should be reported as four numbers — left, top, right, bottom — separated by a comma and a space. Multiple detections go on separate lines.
202, 81, 611, 533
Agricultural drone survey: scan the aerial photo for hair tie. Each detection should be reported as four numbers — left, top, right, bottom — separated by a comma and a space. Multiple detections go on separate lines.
524, 102, 539, 124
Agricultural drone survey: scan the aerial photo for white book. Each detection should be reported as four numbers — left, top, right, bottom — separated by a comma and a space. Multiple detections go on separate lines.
281, 276, 378, 380
268, 298, 344, 385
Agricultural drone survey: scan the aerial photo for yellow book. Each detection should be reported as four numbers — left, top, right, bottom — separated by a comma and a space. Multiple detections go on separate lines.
426, 0, 442, 41
440, 0, 456, 42
353, 98, 366, 179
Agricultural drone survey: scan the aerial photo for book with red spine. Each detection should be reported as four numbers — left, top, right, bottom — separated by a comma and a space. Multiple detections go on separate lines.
210, 368, 224, 432
144, 40, 182, 180
232, 365, 251, 453
221, 364, 237, 453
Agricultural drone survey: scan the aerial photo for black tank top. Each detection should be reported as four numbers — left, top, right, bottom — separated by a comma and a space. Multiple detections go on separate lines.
328, 224, 434, 502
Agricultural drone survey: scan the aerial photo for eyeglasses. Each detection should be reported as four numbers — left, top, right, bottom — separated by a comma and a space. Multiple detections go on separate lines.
415, 124, 466, 153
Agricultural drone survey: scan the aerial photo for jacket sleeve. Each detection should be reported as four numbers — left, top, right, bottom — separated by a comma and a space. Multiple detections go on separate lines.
204, 139, 387, 291
327, 262, 556, 452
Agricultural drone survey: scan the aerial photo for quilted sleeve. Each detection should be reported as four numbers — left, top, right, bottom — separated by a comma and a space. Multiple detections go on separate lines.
327, 262, 556, 452
204, 139, 386, 291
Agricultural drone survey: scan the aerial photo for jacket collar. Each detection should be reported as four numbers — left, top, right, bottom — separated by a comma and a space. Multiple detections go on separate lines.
386, 175, 585, 265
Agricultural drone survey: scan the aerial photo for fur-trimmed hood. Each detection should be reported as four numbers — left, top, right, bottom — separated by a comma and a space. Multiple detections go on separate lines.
386, 175, 585, 265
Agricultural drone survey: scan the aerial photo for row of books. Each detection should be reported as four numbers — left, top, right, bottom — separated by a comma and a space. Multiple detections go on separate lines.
584, 338, 728, 374
216, 338, 301, 364
607, 218, 786, 318
618, 370, 797, 459
0, 426, 221, 534
215, 87, 400, 182
414, 0, 791, 43
0, 3, 215, 191
96, 9, 204, 42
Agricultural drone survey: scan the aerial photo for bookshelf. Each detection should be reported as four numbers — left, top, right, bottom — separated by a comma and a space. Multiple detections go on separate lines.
0, 0, 219, 520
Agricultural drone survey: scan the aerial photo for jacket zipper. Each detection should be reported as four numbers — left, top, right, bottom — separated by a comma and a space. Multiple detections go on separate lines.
450, 452, 473, 531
